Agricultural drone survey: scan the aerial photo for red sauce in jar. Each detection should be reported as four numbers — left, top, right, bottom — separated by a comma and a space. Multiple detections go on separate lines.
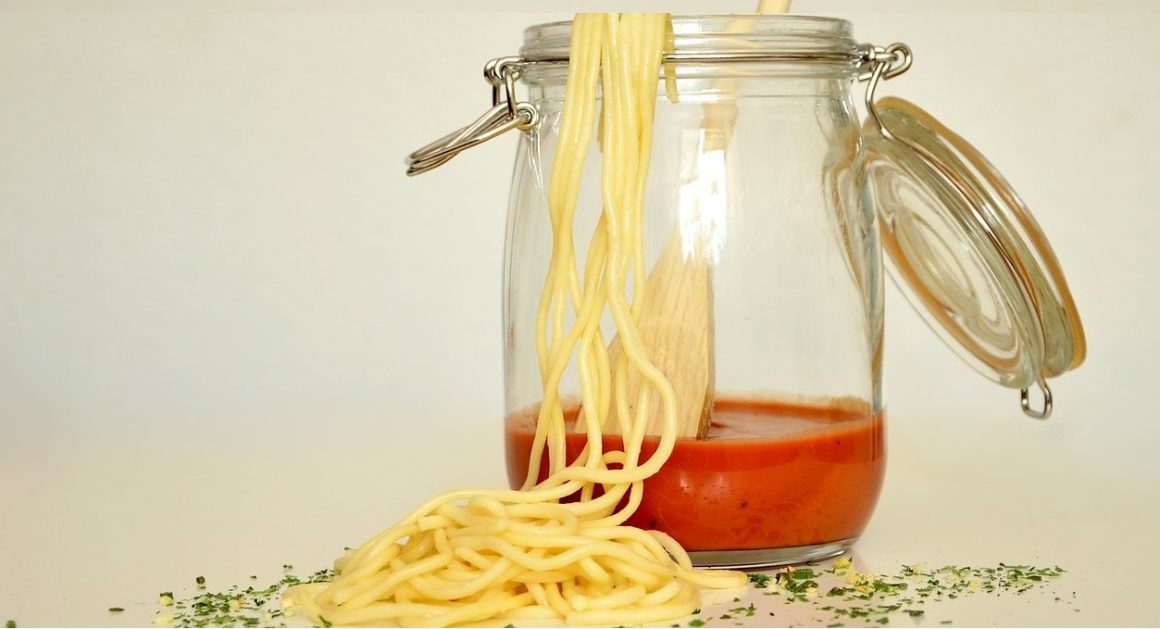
505, 398, 885, 551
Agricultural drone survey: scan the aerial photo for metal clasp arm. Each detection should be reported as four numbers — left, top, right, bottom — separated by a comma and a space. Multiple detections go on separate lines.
406, 101, 536, 176
859, 42, 913, 138
1021, 378, 1054, 420
405, 57, 537, 176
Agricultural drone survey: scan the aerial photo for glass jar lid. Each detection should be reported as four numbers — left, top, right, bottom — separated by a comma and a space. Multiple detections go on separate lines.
863, 89, 1086, 418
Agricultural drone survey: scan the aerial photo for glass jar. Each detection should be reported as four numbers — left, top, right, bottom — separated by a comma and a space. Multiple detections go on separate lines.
406, 15, 1085, 569
503, 16, 882, 568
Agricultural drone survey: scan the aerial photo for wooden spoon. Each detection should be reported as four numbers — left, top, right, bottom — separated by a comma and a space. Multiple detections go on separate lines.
599, 1, 791, 440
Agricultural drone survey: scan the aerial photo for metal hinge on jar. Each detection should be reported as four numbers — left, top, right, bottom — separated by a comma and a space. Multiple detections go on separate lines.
406, 57, 538, 176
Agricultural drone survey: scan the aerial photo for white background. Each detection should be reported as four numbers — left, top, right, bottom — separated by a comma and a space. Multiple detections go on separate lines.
1, 1, 1158, 627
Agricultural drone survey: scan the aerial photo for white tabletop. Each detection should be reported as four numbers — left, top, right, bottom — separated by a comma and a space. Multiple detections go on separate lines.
3, 391, 1158, 628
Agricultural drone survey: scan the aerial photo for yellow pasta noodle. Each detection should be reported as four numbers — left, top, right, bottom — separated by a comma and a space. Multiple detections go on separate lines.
283, 13, 747, 627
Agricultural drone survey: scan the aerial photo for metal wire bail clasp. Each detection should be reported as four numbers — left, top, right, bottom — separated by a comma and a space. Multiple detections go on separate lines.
405, 57, 538, 176
1020, 377, 1054, 420
858, 42, 913, 138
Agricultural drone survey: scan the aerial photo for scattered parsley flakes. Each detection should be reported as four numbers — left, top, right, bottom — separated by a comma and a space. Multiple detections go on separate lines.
736, 559, 1067, 628
157, 564, 335, 627
147, 557, 1067, 627
748, 572, 772, 589
791, 567, 817, 579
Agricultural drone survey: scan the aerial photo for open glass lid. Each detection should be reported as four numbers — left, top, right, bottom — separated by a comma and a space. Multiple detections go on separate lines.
859, 45, 1086, 419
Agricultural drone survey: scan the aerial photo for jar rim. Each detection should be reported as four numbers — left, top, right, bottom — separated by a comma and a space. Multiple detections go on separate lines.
521, 14, 858, 62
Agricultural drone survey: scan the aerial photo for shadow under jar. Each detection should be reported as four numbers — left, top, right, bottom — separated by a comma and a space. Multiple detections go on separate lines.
502, 16, 885, 569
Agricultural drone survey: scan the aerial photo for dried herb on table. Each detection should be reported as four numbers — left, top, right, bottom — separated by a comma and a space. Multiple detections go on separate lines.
743, 558, 1068, 627
156, 565, 334, 627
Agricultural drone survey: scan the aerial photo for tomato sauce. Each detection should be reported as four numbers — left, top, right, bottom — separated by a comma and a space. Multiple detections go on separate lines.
505, 398, 885, 551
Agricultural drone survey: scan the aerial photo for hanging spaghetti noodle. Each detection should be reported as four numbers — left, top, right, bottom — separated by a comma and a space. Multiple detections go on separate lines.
283, 14, 747, 628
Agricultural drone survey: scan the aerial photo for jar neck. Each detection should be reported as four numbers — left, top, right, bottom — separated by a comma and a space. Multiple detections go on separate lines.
526, 74, 855, 104
520, 14, 861, 86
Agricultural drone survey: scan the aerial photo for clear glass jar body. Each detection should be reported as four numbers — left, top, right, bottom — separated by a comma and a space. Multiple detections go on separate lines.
502, 16, 885, 568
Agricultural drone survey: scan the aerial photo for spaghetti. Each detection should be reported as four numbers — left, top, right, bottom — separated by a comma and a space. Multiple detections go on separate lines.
283, 14, 747, 627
